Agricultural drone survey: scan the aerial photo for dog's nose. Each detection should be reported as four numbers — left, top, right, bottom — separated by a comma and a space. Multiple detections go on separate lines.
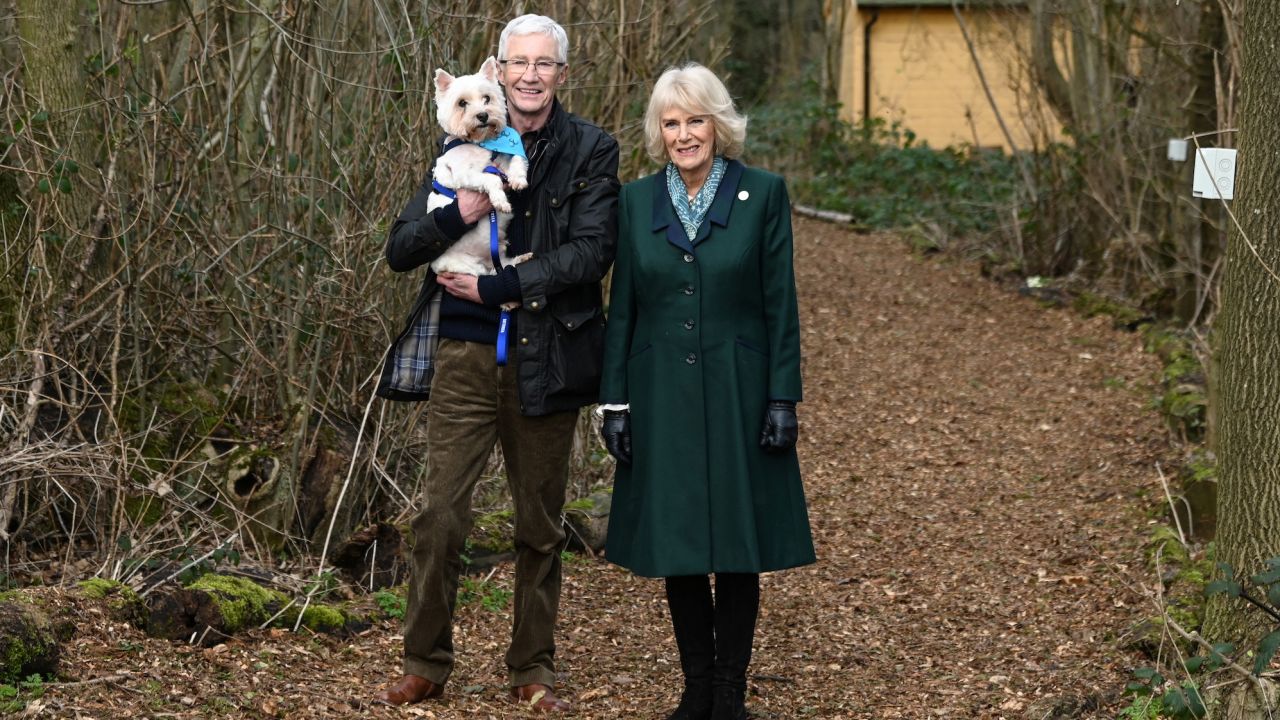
476, 112, 489, 124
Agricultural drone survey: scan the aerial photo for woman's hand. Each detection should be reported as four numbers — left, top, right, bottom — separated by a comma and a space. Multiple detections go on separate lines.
759, 400, 798, 453
602, 409, 632, 465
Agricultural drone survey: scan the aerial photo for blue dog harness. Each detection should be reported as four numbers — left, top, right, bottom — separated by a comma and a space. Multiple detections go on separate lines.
431, 154, 514, 366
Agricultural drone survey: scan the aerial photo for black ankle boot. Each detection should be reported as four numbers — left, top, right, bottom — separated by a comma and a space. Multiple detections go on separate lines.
710, 685, 748, 720
666, 681, 713, 720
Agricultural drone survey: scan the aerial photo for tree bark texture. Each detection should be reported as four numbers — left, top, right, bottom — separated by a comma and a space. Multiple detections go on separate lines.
1204, 0, 1280, 715
14, 0, 95, 230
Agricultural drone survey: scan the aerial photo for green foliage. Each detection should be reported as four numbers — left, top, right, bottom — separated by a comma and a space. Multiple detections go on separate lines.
745, 96, 1022, 239
0, 674, 45, 714
1255, 630, 1280, 677
1072, 291, 1150, 329
1139, 326, 1207, 441
1119, 694, 1163, 719
1162, 683, 1206, 719
458, 577, 511, 613
374, 589, 406, 620
1203, 562, 1241, 599
1203, 558, 1280, 676
1125, 669, 1205, 720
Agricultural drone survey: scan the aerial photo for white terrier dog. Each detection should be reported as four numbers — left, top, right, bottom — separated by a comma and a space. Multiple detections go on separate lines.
427, 57, 530, 276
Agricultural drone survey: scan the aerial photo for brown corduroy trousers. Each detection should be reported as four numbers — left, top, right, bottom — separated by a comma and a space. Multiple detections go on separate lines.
401, 339, 579, 688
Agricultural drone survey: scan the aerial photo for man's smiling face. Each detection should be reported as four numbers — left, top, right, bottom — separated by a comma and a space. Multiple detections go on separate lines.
501, 33, 566, 130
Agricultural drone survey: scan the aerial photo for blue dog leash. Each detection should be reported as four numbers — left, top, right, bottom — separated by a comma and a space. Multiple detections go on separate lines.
430, 164, 512, 366
483, 165, 511, 367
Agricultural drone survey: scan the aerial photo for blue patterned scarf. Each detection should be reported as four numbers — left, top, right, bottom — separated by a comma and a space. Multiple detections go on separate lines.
667, 156, 727, 242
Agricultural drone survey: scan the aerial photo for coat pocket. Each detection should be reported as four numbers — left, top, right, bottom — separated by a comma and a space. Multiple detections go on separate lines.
545, 305, 606, 399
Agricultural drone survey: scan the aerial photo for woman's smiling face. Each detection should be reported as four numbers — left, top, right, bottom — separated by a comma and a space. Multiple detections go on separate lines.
660, 108, 715, 180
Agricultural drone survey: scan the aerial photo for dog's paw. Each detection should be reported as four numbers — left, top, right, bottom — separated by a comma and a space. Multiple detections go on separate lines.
491, 196, 512, 213
499, 300, 522, 311
507, 175, 528, 191
509, 252, 534, 266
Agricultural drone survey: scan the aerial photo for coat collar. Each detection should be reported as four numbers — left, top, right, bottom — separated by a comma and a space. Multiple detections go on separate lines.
523, 99, 565, 189
650, 159, 745, 253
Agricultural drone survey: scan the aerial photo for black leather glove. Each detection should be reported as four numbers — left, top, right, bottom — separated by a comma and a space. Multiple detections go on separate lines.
602, 409, 632, 465
759, 400, 798, 454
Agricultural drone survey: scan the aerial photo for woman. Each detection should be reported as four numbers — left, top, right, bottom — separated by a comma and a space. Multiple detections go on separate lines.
599, 63, 815, 720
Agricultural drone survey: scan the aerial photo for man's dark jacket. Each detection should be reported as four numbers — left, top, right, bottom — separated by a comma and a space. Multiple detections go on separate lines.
376, 100, 620, 416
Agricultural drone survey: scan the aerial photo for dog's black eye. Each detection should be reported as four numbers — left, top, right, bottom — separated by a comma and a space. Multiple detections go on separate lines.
458, 99, 468, 109
483, 95, 491, 104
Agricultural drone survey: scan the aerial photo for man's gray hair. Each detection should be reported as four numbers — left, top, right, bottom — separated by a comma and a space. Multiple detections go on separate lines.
499, 14, 569, 64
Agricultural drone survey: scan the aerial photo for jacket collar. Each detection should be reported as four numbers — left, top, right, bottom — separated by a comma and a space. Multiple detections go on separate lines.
650, 159, 744, 253
521, 99, 565, 189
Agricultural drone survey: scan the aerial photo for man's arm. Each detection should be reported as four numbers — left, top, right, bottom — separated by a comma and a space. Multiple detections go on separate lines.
514, 133, 620, 308
386, 175, 489, 273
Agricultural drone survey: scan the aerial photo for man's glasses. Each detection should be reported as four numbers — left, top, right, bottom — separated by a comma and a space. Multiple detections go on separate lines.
500, 59, 565, 76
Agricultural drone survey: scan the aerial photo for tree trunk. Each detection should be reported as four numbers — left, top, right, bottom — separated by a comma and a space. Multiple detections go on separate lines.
1203, 0, 1280, 716
14, 0, 95, 230
1029, 0, 1076, 129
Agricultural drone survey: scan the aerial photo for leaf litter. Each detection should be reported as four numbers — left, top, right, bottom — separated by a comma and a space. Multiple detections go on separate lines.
30, 218, 1170, 718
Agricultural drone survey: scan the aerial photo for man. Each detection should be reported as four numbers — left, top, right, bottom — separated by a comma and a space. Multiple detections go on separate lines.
373, 14, 619, 713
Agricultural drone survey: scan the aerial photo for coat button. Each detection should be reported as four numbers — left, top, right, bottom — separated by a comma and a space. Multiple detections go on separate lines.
683, 253, 694, 263
686, 353, 697, 365
525, 210, 532, 218
577, 181, 587, 189
530, 301, 540, 309
566, 321, 575, 329
683, 319, 695, 330
682, 285, 695, 295
550, 197, 559, 206
520, 337, 529, 345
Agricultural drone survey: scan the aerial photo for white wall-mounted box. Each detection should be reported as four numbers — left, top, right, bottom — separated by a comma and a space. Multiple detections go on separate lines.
1193, 148, 1237, 200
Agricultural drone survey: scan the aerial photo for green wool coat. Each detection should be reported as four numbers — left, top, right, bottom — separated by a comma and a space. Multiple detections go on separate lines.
600, 159, 816, 578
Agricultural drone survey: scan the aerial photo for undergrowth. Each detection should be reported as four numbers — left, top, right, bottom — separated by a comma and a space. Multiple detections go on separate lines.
745, 94, 1023, 241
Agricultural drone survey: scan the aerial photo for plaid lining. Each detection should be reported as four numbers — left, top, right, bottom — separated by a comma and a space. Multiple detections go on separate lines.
388, 288, 443, 394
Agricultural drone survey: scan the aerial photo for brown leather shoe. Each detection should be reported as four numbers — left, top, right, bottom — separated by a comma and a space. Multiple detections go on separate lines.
373, 674, 443, 706
509, 683, 573, 712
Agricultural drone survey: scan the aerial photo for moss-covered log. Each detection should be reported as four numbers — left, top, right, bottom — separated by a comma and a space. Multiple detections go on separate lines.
77, 579, 145, 625
143, 574, 355, 645
563, 490, 612, 554
0, 599, 74, 683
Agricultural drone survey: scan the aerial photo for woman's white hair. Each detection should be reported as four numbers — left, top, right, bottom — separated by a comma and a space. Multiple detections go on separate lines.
644, 63, 748, 163
499, 14, 569, 63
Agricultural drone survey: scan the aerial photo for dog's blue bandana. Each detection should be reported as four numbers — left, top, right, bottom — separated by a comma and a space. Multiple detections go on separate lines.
477, 126, 526, 159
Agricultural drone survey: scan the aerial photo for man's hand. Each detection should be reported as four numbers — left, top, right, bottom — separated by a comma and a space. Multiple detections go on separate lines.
456, 188, 493, 224
437, 272, 481, 303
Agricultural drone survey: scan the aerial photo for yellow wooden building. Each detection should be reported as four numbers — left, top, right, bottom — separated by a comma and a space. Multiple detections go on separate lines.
839, 0, 1056, 151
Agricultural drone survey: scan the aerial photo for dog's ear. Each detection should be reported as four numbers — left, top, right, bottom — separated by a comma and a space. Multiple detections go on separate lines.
433, 68, 454, 95
480, 56, 500, 83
